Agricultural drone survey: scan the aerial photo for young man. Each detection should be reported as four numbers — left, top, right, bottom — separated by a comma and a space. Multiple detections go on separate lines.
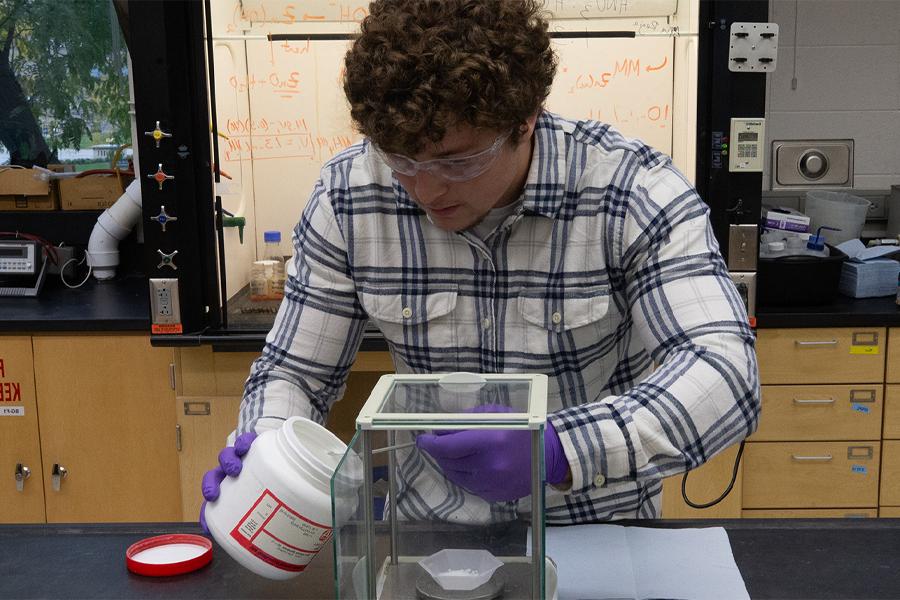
202, 0, 759, 526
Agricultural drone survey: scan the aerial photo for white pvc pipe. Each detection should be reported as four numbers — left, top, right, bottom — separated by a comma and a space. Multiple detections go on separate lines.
87, 179, 142, 280
87, 51, 142, 281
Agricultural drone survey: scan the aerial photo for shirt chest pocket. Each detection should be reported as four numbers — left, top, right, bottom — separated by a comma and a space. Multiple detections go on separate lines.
516, 285, 613, 354
358, 284, 459, 353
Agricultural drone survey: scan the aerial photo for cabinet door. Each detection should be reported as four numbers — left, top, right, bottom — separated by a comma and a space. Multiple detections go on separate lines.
884, 385, 900, 439
661, 444, 742, 519
887, 328, 900, 384
880, 440, 900, 506
756, 328, 885, 384
743, 508, 877, 518
176, 395, 243, 522
0, 337, 45, 523
743, 441, 880, 509
33, 335, 182, 522
752, 385, 883, 441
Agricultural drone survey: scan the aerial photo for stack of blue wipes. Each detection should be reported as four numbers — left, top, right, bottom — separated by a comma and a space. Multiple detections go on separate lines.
837, 240, 900, 298
839, 259, 900, 298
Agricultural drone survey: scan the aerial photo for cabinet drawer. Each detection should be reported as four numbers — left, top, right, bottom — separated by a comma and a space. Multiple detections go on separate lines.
879, 507, 900, 517
880, 440, 900, 505
743, 508, 877, 518
752, 385, 882, 441
884, 385, 900, 439
743, 441, 880, 508
757, 328, 885, 384
887, 328, 900, 383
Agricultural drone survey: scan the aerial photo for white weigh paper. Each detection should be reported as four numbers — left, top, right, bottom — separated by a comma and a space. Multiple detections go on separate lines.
542, 525, 750, 600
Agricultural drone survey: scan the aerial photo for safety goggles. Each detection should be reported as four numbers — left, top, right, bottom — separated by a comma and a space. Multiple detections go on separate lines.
375, 131, 510, 182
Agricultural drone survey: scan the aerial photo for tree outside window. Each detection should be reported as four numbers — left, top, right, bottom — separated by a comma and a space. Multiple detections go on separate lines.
0, 0, 130, 168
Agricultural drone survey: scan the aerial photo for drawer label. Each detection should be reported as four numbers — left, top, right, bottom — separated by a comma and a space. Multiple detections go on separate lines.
851, 403, 871, 414
851, 464, 868, 474
0, 406, 24, 416
849, 345, 878, 355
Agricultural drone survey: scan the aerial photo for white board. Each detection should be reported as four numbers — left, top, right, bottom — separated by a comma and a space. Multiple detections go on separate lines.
209, 2, 685, 288
229, 0, 677, 24
546, 36, 674, 153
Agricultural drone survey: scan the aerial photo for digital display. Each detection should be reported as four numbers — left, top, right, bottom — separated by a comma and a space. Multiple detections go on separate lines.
0, 246, 27, 258
738, 132, 758, 142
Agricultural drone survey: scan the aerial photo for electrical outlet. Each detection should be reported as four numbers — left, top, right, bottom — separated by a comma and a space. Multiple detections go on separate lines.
149, 278, 181, 325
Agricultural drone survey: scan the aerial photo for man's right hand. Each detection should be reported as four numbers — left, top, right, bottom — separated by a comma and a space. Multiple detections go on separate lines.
199, 431, 257, 533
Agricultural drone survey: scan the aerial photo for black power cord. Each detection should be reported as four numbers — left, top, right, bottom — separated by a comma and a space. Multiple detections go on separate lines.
680, 440, 745, 509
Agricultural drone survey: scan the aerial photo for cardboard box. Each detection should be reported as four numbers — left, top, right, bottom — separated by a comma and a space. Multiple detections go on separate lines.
59, 174, 128, 210
0, 168, 59, 211
764, 207, 810, 233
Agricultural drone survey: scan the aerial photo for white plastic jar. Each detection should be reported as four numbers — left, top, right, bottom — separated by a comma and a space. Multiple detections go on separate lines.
204, 416, 361, 580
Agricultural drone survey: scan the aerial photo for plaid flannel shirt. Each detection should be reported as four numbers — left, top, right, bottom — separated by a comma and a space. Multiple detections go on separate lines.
238, 110, 760, 524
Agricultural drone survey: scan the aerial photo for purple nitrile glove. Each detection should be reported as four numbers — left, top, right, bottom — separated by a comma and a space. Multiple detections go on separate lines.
199, 431, 257, 534
415, 405, 569, 502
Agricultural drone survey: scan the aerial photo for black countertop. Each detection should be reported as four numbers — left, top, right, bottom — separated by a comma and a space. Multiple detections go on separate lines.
3, 272, 899, 341
2, 519, 900, 599
0, 274, 150, 332
757, 294, 900, 328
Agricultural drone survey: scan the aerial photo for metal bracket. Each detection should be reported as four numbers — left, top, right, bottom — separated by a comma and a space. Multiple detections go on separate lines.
848, 446, 874, 460
183, 401, 211, 416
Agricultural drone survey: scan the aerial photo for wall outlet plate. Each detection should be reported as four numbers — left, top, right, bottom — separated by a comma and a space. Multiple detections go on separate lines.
729, 22, 779, 73
149, 278, 181, 327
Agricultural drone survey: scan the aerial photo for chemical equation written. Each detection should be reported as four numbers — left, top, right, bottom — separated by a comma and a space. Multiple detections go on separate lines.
223, 117, 355, 163
563, 56, 668, 94
228, 71, 302, 99
548, 0, 675, 19
633, 19, 680, 36
586, 103, 670, 129
225, 0, 368, 32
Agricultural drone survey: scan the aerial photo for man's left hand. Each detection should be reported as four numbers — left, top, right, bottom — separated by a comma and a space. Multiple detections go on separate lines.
416, 406, 570, 502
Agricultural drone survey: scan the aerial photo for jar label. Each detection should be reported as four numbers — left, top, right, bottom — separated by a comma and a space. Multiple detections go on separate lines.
229, 488, 333, 572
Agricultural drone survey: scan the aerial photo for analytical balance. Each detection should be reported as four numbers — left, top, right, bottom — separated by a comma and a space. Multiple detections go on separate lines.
331, 372, 557, 599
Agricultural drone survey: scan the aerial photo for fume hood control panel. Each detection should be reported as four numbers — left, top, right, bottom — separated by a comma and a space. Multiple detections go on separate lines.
729, 118, 765, 172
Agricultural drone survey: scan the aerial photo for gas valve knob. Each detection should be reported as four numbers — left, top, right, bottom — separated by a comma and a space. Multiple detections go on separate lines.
148, 163, 175, 190
157, 249, 179, 270
151, 205, 178, 232
144, 120, 172, 148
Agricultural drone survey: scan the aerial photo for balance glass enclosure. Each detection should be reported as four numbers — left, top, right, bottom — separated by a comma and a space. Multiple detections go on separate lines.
331, 373, 551, 599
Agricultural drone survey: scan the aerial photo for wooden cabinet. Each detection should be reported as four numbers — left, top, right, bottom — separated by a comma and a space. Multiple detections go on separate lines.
176, 395, 243, 523
743, 508, 878, 518
0, 337, 45, 523
756, 328, 885, 384
886, 327, 900, 384
880, 441, 900, 506
661, 444, 742, 518
32, 335, 181, 522
173, 346, 394, 522
749, 327, 886, 518
752, 385, 882, 441
883, 328, 900, 516
743, 441, 880, 509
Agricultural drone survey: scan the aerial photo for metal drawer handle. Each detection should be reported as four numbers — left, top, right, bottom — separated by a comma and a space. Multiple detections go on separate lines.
793, 398, 835, 405
794, 340, 838, 347
792, 454, 833, 462
52, 463, 68, 492
15, 463, 31, 492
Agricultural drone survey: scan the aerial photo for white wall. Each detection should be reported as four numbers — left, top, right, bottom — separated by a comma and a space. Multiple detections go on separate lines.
764, 0, 900, 191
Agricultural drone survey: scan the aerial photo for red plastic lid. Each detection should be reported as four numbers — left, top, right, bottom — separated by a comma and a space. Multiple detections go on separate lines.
126, 534, 213, 577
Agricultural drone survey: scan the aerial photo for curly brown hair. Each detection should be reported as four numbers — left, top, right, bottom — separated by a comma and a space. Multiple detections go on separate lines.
343, 0, 557, 155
